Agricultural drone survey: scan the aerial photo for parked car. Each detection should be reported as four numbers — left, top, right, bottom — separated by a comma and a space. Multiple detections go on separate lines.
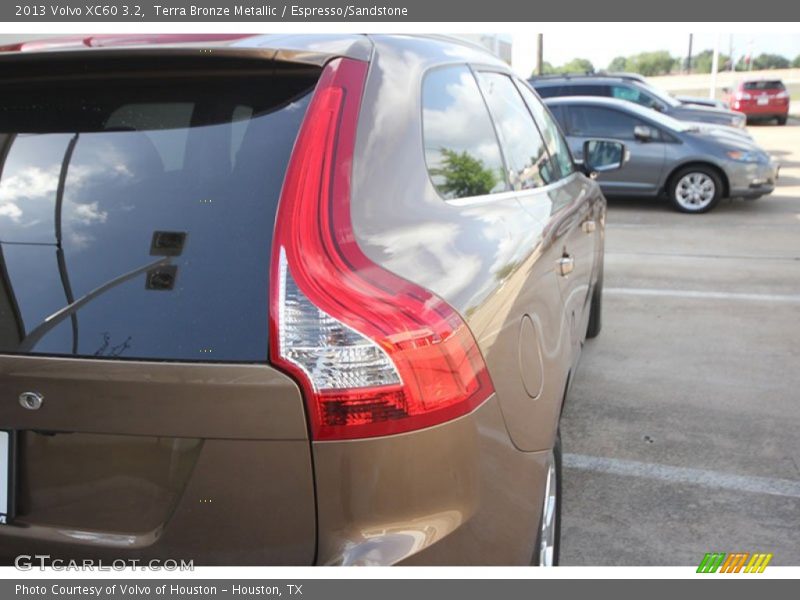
723, 79, 790, 125
545, 96, 779, 213
532, 74, 747, 129
0, 34, 625, 566
676, 95, 730, 110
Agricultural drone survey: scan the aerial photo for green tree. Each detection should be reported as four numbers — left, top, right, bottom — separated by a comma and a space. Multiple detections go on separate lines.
559, 58, 594, 74
692, 50, 712, 73
608, 56, 628, 72
532, 61, 556, 76
534, 58, 594, 76
432, 149, 497, 199
752, 53, 790, 70
793, 54, 800, 68
625, 51, 676, 76
690, 49, 730, 74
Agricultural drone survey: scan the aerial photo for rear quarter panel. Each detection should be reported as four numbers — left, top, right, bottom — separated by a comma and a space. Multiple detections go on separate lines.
351, 36, 584, 453
307, 35, 599, 564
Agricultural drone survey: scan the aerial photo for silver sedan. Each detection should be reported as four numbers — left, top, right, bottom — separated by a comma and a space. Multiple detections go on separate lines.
545, 95, 779, 213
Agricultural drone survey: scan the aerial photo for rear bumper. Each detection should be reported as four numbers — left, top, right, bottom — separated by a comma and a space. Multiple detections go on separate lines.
313, 395, 550, 566
0, 355, 549, 565
0, 356, 317, 566
733, 102, 789, 118
0, 438, 317, 566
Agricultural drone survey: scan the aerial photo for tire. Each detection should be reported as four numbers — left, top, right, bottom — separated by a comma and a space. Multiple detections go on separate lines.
586, 274, 603, 339
668, 165, 723, 213
777, 116, 787, 126
533, 432, 562, 566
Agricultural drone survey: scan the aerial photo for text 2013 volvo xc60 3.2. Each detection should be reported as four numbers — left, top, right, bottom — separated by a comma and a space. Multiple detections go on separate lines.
0, 34, 623, 566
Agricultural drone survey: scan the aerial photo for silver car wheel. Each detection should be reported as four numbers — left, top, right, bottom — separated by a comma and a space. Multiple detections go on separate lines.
538, 451, 558, 566
675, 172, 716, 210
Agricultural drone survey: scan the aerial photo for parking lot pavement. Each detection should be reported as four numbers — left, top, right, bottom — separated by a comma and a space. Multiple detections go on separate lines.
560, 119, 800, 566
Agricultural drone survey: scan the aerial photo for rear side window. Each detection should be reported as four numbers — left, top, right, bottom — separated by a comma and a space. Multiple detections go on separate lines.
422, 66, 508, 200
568, 105, 647, 140
562, 84, 608, 97
531, 84, 561, 98
0, 66, 318, 362
476, 72, 556, 190
743, 80, 785, 91
515, 82, 575, 180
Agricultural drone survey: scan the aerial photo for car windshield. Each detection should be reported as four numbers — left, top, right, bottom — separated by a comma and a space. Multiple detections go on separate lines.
0, 67, 318, 362
638, 82, 682, 108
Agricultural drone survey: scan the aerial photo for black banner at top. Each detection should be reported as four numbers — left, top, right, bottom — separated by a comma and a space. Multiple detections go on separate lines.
4, 0, 800, 21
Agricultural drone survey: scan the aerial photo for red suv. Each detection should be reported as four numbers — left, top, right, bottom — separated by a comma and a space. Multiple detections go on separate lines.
725, 79, 790, 125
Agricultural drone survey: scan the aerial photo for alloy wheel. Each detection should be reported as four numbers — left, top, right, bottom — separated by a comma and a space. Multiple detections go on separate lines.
674, 172, 716, 211
537, 451, 558, 566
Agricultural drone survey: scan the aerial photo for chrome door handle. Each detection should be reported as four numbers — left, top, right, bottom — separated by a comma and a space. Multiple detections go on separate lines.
582, 220, 596, 234
558, 256, 574, 277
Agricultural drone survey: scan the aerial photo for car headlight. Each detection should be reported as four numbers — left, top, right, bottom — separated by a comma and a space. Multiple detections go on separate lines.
726, 150, 761, 163
733, 115, 747, 128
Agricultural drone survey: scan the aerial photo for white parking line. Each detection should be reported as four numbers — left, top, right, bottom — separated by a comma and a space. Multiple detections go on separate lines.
605, 287, 800, 304
607, 250, 800, 261
564, 453, 800, 499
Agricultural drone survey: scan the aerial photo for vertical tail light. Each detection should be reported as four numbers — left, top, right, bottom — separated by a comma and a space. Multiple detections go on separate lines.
270, 58, 494, 441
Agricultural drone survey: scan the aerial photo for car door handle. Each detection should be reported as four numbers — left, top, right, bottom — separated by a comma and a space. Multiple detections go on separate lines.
558, 255, 574, 277
582, 220, 596, 234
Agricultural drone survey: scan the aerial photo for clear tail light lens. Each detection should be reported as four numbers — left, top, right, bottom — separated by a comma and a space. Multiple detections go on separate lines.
270, 58, 494, 441
277, 248, 402, 390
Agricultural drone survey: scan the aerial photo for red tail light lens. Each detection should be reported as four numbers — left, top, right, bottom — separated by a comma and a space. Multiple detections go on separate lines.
270, 58, 494, 441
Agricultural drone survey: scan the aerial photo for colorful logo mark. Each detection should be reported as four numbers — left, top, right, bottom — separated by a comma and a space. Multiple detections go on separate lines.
697, 552, 773, 573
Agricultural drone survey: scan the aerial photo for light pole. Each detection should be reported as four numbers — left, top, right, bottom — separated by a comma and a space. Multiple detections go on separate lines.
710, 34, 721, 100
536, 33, 543, 76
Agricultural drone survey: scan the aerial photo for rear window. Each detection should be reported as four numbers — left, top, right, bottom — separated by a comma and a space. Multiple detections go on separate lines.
531, 84, 561, 98
743, 80, 785, 91
0, 66, 318, 362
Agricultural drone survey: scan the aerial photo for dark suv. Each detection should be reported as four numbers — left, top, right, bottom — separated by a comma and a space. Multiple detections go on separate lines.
531, 74, 747, 130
